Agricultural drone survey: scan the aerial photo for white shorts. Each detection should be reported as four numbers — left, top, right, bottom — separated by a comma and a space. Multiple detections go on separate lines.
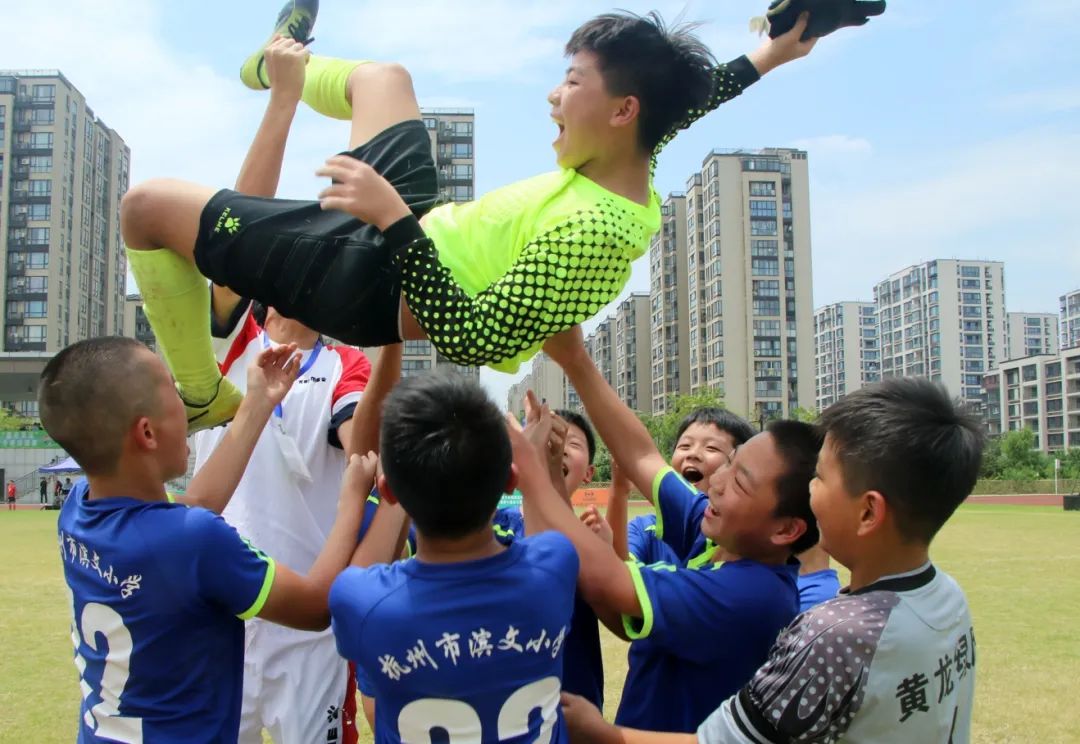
238, 619, 357, 744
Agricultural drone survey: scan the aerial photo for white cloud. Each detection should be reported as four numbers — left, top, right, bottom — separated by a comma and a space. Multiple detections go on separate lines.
0, 0, 268, 189
810, 128, 1080, 312
319, 0, 757, 85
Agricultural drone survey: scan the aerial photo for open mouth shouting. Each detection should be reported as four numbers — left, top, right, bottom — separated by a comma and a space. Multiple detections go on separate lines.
681, 466, 704, 484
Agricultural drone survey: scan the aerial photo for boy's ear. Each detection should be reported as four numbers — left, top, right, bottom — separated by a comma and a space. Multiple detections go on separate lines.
504, 463, 520, 495
771, 515, 807, 549
582, 464, 596, 485
856, 491, 888, 537
129, 415, 157, 454
610, 95, 641, 128
377, 473, 398, 506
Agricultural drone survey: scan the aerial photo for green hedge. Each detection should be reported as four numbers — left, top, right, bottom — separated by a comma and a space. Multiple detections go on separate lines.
971, 479, 1077, 495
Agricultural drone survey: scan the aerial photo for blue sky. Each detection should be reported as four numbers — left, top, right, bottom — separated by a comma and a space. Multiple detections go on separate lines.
4, 0, 1078, 406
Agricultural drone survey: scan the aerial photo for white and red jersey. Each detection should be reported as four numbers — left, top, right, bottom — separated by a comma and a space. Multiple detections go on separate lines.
193, 304, 371, 574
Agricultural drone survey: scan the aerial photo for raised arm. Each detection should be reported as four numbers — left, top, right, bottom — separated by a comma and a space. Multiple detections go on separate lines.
655, 14, 819, 156
343, 343, 402, 459
510, 412, 642, 639
256, 452, 378, 630
606, 460, 632, 561
213, 36, 309, 326
176, 344, 300, 512
543, 327, 667, 505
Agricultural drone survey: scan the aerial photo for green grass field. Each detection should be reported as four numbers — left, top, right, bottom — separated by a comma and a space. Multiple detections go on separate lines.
1, 505, 1077, 743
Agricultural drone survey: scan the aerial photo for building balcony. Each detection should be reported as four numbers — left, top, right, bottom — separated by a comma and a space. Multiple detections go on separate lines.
7, 261, 26, 277
10, 144, 51, 156
6, 289, 46, 302
12, 120, 31, 133
8, 213, 27, 228
4, 339, 46, 352
6, 237, 48, 251
5, 312, 23, 325
6, 190, 46, 204
14, 95, 55, 109
10, 166, 29, 180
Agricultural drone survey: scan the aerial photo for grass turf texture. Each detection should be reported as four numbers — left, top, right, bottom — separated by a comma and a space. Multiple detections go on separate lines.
1, 504, 1076, 743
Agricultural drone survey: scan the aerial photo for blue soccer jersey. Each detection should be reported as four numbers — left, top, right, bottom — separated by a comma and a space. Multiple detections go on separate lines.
650, 468, 719, 569
355, 506, 534, 699
330, 532, 577, 743
615, 557, 800, 732
490, 506, 605, 709
627, 514, 677, 565
798, 567, 842, 612
492, 506, 525, 546
58, 480, 275, 743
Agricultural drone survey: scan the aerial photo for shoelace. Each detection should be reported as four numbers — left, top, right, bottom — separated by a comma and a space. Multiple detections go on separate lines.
286, 16, 314, 44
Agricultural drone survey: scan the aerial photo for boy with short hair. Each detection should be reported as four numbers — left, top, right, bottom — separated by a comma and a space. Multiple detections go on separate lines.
525, 327, 823, 732
120, 2, 840, 430
355, 403, 605, 731
329, 372, 579, 742
42, 336, 397, 743
608, 407, 756, 566
562, 377, 984, 744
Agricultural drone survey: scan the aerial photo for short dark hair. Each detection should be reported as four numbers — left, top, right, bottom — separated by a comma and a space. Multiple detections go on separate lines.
555, 409, 596, 464
767, 420, 824, 555
565, 11, 717, 153
674, 408, 756, 449
38, 337, 161, 476
818, 378, 984, 544
380, 372, 511, 540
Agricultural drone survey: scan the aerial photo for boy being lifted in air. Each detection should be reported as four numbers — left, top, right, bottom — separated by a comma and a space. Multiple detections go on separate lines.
122, 0, 884, 431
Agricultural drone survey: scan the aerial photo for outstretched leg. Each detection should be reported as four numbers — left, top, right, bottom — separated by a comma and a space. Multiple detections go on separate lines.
299, 56, 422, 149
122, 180, 242, 429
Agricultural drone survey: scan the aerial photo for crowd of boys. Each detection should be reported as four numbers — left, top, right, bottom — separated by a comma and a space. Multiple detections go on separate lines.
41, 2, 987, 743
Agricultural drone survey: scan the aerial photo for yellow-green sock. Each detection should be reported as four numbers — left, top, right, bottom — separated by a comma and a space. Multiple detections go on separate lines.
126, 248, 221, 403
302, 56, 369, 121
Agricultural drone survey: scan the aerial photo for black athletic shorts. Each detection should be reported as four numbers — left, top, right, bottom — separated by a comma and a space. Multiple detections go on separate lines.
193, 119, 439, 346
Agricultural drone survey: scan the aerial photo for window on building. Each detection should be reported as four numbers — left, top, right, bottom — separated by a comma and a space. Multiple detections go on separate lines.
749, 181, 776, 197
750, 218, 777, 236
749, 199, 777, 217
751, 257, 779, 276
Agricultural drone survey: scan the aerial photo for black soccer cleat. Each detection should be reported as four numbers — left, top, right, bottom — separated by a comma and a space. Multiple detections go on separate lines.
763, 0, 886, 42
240, 0, 320, 90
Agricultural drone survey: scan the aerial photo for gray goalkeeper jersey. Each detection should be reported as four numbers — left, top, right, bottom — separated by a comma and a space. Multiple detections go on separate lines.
698, 563, 974, 744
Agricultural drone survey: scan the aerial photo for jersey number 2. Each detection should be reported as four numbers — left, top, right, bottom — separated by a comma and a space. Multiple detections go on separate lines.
73, 602, 144, 743
397, 677, 561, 743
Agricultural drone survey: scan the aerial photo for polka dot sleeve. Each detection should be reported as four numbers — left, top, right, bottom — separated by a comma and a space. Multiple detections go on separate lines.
654, 56, 762, 158
392, 209, 635, 367
702, 593, 898, 743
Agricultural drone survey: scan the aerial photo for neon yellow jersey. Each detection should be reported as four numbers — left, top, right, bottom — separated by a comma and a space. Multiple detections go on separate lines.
411, 170, 660, 373
393, 56, 759, 372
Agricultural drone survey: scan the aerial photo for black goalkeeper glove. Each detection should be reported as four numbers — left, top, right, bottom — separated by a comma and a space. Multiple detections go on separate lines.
765, 0, 887, 41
